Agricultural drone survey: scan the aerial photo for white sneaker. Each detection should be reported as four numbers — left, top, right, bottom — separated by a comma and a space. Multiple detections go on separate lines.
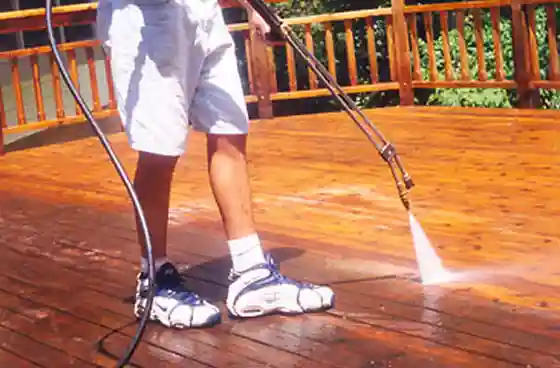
134, 262, 221, 328
226, 254, 335, 318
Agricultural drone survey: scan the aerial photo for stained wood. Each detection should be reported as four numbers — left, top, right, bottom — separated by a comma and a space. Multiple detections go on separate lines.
85, 47, 101, 112
391, 0, 413, 104
49, 53, 65, 119
324, 22, 338, 81
526, 5, 541, 80
343, 20, 358, 86
472, 9, 489, 81
511, 0, 539, 107
305, 24, 319, 89
386, 16, 397, 81
10, 57, 26, 125
456, 10, 470, 81
439, 11, 454, 81
66, 49, 81, 116
404, 0, 512, 14
490, 7, 506, 81
0, 346, 40, 367
29, 54, 46, 121
423, 12, 438, 81
546, 4, 559, 80
1, 107, 560, 366
0, 85, 5, 129
102, 51, 116, 110
0, 0, 284, 35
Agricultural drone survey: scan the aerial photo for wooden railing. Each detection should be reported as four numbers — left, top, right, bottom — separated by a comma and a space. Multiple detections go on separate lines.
0, 0, 559, 154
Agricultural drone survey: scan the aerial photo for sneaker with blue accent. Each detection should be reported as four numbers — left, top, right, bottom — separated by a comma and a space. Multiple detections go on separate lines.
134, 262, 221, 328
226, 254, 335, 318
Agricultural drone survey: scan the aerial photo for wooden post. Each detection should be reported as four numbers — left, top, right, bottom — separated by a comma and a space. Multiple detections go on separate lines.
511, 0, 539, 108
249, 22, 274, 118
0, 84, 4, 155
391, 0, 413, 105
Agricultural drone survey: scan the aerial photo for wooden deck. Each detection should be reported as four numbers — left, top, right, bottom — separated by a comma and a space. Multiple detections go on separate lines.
0, 106, 559, 367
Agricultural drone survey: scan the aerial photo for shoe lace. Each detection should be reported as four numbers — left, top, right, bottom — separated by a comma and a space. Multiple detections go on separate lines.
158, 265, 203, 304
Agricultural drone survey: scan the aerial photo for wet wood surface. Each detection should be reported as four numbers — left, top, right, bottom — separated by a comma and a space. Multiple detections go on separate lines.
0, 106, 559, 367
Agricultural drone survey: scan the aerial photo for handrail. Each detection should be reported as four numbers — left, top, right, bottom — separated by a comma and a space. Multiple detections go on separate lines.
1, 0, 559, 154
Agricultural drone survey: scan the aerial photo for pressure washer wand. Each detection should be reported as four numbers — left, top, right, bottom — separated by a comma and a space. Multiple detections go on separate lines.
246, 0, 415, 210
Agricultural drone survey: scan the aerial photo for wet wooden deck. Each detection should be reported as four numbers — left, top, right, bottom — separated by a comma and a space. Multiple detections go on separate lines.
0, 106, 559, 367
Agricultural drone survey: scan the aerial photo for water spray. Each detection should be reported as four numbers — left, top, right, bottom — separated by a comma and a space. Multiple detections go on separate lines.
45, 1, 156, 366
246, 0, 415, 211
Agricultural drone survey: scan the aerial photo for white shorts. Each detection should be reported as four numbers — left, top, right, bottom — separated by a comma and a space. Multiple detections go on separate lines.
96, 0, 250, 156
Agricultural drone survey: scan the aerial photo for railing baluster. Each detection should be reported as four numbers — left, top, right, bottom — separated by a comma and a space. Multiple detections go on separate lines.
456, 9, 470, 81
66, 49, 81, 115
244, 31, 255, 95
490, 7, 505, 81
11, 57, 26, 126
546, 4, 559, 80
285, 42, 297, 91
473, 9, 488, 81
423, 12, 437, 81
267, 46, 278, 94
49, 53, 65, 119
365, 17, 379, 83
30, 53, 46, 121
324, 22, 337, 81
386, 16, 397, 81
103, 52, 116, 109
86, 47, 101, 112
344, 20, 358, 86
304, 24, 318, 89
440, 11, 454, 81
407, 14, 421, 81
526, 5, 541, 81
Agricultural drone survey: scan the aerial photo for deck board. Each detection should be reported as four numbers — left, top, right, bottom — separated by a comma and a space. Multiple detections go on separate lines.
1, 106, 559, 367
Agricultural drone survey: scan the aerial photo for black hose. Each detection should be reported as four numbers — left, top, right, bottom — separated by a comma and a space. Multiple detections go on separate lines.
44, 2, 156, 366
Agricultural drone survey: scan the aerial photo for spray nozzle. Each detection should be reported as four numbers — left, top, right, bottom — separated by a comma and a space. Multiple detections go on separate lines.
380, 143, 414, 211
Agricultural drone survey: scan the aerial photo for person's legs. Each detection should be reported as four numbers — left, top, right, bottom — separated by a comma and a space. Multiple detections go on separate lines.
190, 8, 335, 318
97, 0, 221, 328
133, 152, 178, 264
206, 133, 268, 273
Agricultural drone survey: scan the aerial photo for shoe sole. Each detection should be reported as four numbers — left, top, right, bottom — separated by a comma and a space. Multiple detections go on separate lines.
228, 293, 335, 319
134, 301, 221, 329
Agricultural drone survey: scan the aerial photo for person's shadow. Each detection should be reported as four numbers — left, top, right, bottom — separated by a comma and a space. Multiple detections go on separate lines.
175, 246, 306, 304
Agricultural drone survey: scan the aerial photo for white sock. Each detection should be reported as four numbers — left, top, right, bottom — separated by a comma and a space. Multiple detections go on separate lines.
227, 233, 266, 273
141, 257, 169, 274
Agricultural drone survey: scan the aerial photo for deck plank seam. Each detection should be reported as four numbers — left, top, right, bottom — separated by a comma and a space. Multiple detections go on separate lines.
0, 345, 46, 368
0, 306, 99, 368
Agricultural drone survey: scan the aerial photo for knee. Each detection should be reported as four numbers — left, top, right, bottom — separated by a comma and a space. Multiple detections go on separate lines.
207, 134, 248, 160
136, 151, 179, 178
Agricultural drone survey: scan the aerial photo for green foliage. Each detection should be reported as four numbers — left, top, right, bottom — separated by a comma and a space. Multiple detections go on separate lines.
417, 7, 560, 109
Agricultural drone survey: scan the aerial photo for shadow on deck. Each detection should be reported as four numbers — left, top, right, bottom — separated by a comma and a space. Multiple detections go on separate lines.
0, 106, 559, 367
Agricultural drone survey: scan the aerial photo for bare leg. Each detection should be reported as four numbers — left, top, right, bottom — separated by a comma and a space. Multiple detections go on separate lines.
133, 151, 179, 260
206, 133, 256, 240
